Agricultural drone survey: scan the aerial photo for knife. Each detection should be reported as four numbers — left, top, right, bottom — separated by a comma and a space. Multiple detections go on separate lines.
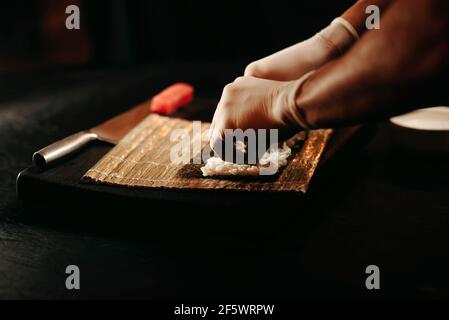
33, 82, 194, 169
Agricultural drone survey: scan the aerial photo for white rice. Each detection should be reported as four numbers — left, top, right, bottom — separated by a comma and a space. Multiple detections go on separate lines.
201, 133, 305, 177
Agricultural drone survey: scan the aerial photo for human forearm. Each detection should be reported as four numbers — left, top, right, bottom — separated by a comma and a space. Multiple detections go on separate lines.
296, 0, 449, 128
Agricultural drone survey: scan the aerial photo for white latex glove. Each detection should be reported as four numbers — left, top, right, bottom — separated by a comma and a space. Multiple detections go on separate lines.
209, 74, 312, 158
244, 18, 359, 81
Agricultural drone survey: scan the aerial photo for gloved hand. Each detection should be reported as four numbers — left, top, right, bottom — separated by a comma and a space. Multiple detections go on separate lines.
209, 74, 312, 159
244, 18, 359, 81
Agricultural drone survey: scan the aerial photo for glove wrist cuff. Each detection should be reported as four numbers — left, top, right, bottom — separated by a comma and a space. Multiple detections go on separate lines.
319, 17, 359, 56
284, 71, 315, 130
331, 17, 359, 41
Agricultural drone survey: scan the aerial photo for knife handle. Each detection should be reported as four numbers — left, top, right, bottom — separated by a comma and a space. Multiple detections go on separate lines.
33, 131, 98, 169
150, 82, 194, 115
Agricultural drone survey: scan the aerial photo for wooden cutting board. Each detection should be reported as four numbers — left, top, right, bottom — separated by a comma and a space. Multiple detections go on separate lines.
82, 114, 332, 194
17, 126, 362, 220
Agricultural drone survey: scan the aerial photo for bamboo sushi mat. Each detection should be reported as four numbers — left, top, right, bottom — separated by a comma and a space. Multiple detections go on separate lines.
82, 114, 332, 193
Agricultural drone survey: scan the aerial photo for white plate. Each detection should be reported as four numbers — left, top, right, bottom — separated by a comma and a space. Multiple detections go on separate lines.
389, 107, 449, 157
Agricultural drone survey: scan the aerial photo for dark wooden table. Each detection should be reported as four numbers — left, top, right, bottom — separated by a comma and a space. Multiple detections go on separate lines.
1, 63, 448, 299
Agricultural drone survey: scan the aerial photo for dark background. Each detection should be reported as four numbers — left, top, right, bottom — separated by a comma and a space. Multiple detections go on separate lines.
0, 0, 353, 70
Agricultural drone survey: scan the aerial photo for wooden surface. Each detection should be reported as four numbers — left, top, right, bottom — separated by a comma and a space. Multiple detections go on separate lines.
16, 127, 349, 210
83, 114, 332, 193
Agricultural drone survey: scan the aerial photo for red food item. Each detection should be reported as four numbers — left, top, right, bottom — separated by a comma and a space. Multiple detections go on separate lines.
150, 83, 194, 115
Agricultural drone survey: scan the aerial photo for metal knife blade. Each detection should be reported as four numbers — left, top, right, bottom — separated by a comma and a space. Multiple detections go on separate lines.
91, 102, 150, 144
33, 83, 194, 169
